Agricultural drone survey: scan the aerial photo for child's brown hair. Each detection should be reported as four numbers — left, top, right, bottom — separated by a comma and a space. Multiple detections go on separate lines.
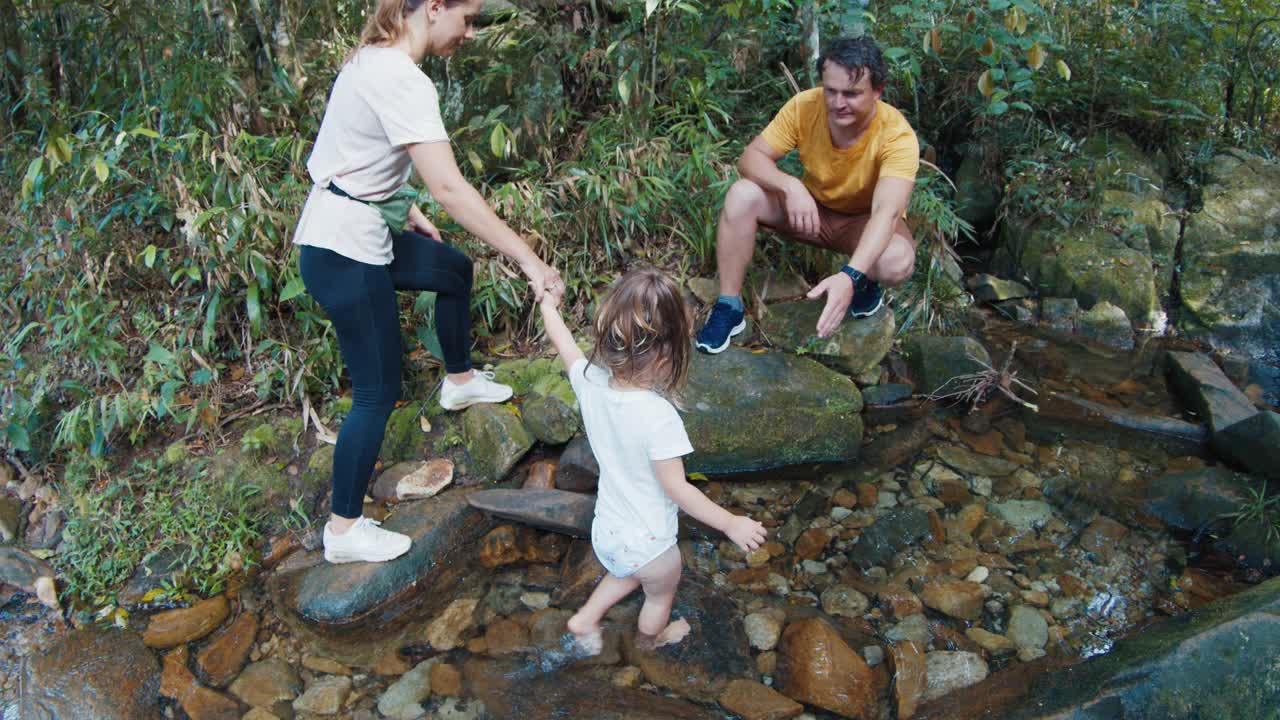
590, 267, 691, 398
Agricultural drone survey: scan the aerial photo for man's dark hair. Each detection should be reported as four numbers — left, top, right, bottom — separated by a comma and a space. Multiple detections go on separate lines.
816, 36, 887, 90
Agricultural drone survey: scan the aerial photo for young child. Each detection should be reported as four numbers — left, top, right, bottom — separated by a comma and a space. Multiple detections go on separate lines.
539, 268, 768, 653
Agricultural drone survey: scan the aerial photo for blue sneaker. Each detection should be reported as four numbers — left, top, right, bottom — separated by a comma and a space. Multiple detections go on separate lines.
848, 279, 884, 318
695, 301, 746, 354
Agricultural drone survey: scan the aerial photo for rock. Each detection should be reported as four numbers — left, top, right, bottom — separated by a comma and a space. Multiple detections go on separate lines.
372, 461, 423, 501
903, 335, 992, 396
687, 277, 720, 306
426, 598, 480, 651
293, 675, 352, 715
431, 663, 464, 696
467, 488, 594, 537
848, 507, 931, 570
683, 348, 864, 474
270, 491, 494, 664
861, 383, 913, 406
479, 525, 523, 568
1041, 297, 1079, 333
936, 445, 1020, 477
143, 595, 231, 649
776, 618, 876, 719
965, 627, 1015, 655
465, 658, 719, 718
523, 459, 558, 489
1078, 301, 1134, 350
160, 646, 242, 720
19, 628, 162, 720
464, 404, 534, 483
820, 586, 870, 619
1143, 467, 1252, 532
758, 300, 896, 376
921, 581, 985, 621
396, 458, 454, 500
555, 435, 599, 492
196, 611, 258, 688
1165, 351, 1258, 433
1077, 516, 1128, 558
878, 584, 925, 620
795, 528, 830, 560
744, 612, 784, 651
1006, 606, 1048, 650
377, 658, 439, 720
0, 494, 21, 542
379, 402, 428, 463
302, 654, 351, 675
625, 580, 752, 702
553, 539, 607, 607
485, 618, 530, 655
922, 651, 989, 702
886, 613, 933, 647
228, 658, 302, 710
0, 546, 53, 594
889, 641, 927, 720
1028, 391, 1207, 459
988, 500, 1056, 533
967, 274, 1032, 304
241, 708, 281, 720
719, 678, 805, 720
1212, 410, 1280, 480
522, 392, 581, 445
1178, 152, 1280, 364
954, 144, 1001, 229
998, 575, 1280, 718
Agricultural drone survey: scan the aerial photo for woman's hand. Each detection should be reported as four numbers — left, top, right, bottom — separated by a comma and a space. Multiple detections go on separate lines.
522, 260, 564, 302
408, 205, 442, 242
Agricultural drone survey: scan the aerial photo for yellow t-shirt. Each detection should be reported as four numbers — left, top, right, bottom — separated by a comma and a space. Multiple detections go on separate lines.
760, 89, 919, 215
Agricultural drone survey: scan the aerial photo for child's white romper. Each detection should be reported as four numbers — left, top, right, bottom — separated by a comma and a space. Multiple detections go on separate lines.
568, 359, 693, 578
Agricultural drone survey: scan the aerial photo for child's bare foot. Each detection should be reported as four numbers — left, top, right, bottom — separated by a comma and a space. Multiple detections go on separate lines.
635, 617, 691, 652
565, 613, 603, 656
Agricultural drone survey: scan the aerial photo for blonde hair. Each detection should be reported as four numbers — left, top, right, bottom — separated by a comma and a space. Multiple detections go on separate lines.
345, 0, 461, 62
590, 267, 692, 399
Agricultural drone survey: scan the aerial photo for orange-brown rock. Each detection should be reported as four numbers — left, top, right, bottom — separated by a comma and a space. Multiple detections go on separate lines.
955, 503, 986, 536
479, 525, 522, 568
516, 527, 568, 564
764, 541, 787, 558
921, 581, 984, 620
856, 483, 879, 509
889, 640, 926, 719
552, 540, 607, 606
957, 427, 1005, 457
523, 459, 559, 490
877, 584, 924, 620
485, 618, 530, 655
1056, 574, 1089, 598
719, 678, 804, 720
795, 528, 831, 560
196, 611, 257, 688
144, 595, 231, 649
430, 663, 463, 696
161, 646, 242, 720
935, 482, 973, 508
776, 618, 876, 719
833, 489, 859, 509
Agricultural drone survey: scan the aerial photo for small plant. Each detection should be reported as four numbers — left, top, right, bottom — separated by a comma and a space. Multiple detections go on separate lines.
1223, 481, 1280, 546
240, 423, 279, 456
927, 341, 1039, 413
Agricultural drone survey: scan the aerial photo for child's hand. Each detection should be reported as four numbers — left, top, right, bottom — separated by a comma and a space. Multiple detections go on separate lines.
725, 515, 767, 553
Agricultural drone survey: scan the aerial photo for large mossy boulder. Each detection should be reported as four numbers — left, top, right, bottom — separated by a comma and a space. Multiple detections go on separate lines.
995, 132, 1171, 330
681, 348, 863, 475
1179, 152, 1280, 364
758, 300, 896, 376
463, 404, 534, 484
380, 402, 427, 463
492, 357, 582, 445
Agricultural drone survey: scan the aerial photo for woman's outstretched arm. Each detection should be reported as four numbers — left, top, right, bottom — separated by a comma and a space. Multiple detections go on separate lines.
408, 141, 562, 299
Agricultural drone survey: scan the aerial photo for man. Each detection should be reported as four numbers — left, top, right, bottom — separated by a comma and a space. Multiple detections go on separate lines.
695, 36, 919, 353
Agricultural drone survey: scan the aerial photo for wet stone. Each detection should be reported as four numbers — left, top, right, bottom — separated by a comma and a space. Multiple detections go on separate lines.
889, 640, 927, 720
20, 628, 162, 720
377, 658, 439, 720
820, 586, 870, 619
293, 674, 352, 715
431, 663, 463, 696
1007, 605, 1049, 650
922, 651, 989, 702
1077, 516, 1129, 558
555, 435, 600, 492
861, 383, 913, 406
1165, 351, 1257, 433
965, 627, 1016, 654
936, 445, 1020, 477
467, 488, 594, 538
847, 507, 931, 570
744, 611, 784, 651
921, 581, 985, 621
143, 595, 230, 649
196, 611, 258, 688
427, 597, 480, 651
523, 459, 558, 490
1212, 410, 1280, 480
794, 528, 830, 560
719, 678, 805, 720
160, 646, 242, 720
485, 618, 530, 655
227, 658, 302, 710
776, 617, 876, 719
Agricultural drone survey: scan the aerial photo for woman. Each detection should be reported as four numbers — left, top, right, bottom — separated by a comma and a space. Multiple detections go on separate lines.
294, 0, 563, 564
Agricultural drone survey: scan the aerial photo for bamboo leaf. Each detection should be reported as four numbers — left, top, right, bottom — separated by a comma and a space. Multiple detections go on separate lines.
280, 276, 306, 302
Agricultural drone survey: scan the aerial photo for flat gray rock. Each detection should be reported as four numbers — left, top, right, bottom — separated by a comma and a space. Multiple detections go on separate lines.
1165, 351, 1258, 433
466, 489, 595, 538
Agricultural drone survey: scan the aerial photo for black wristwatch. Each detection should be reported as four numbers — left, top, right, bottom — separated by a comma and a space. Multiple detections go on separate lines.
839, 265, 867, 288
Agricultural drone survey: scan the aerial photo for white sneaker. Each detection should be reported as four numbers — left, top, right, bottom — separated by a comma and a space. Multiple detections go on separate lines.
323, 517, 412, 564
438, 370, 514, 411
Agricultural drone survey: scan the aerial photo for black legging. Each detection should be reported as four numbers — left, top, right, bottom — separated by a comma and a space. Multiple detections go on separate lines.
300, 231, 474, 519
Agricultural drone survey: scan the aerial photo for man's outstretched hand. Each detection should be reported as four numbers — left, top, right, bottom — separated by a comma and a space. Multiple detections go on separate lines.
806, 271, 855, 338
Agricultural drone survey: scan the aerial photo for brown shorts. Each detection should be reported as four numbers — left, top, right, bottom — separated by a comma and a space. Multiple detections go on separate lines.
762, 202, 915, 255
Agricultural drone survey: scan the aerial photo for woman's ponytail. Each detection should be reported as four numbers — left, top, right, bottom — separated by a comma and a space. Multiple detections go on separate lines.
345, 0, 428, 62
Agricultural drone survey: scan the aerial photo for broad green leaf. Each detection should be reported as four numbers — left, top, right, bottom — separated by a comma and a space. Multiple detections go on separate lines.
246, 282, 262, 334
280, 276, 307, 302
131, 127, 161, 138
978, 70, 995, 97
489, 123, 506, 158
467, 150, 484, 173
1056, 59, 1072, 81
142, 245, 157, 268
144, 343, 176, 365
93, 156, 109, 182
617, 74, 631, 105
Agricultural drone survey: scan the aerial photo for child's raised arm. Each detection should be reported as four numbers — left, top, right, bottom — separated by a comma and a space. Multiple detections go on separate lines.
654, 457, 767, 553
539, 293, 586, 373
